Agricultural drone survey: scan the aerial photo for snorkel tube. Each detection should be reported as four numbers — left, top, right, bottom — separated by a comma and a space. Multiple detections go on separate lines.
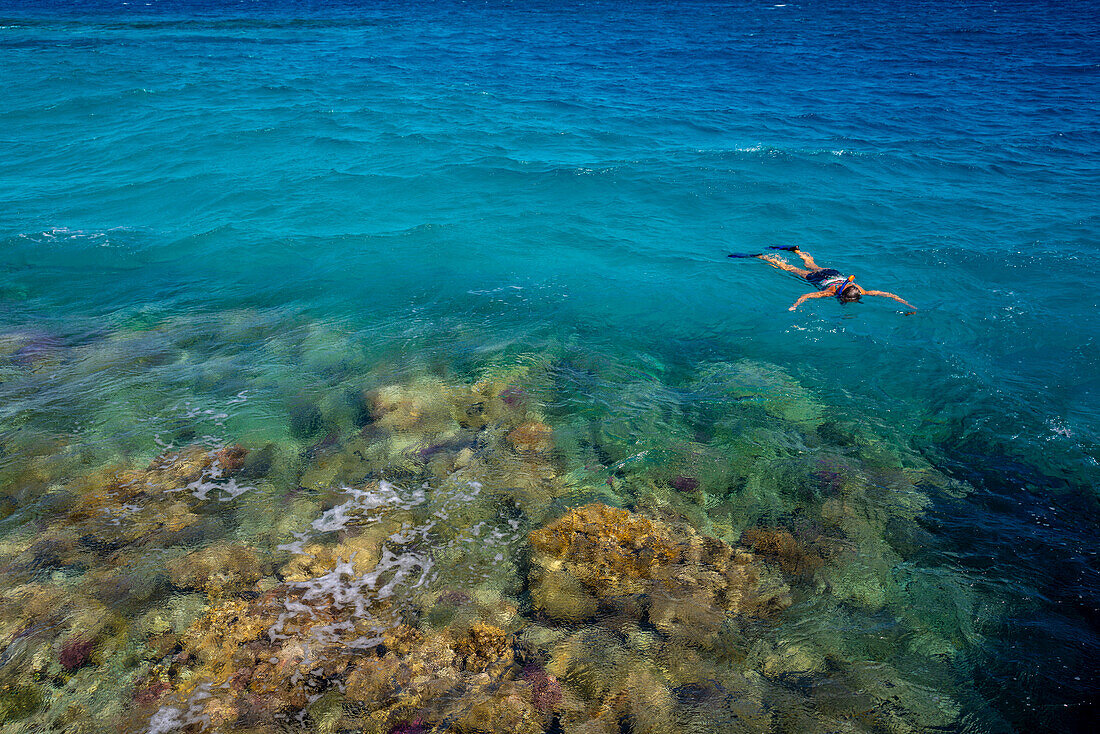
835, 275, 857, 299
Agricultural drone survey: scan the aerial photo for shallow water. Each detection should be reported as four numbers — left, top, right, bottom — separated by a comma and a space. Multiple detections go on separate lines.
1, 1, 1097, 732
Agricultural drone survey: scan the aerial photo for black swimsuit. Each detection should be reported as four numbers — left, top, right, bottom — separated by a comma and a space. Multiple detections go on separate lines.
805, 268, 847, 290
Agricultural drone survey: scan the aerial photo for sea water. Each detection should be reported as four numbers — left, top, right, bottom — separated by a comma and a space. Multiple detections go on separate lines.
0, 1, 1096, 732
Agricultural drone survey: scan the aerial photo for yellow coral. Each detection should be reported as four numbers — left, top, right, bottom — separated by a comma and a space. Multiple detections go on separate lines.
279, 543, 338, 582
528, 504, 790, 633
180, 599, 271, 673
529, 504, 681, 595
143, 446, 215, 489
740, 527, 824, 580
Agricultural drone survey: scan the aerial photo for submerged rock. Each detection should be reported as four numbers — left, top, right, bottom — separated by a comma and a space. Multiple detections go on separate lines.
0, 329, 65, 369
529, 564, 599, 623
453, 681, 543, 734
545, 628, 683, 734
167, 542, 265, 597
239, 442, 277, 478
0, 682, 44, 722
698, 359, 826, 428
365, 378, 457, 435
288, 397, 324, 439
750, 637, 827, 682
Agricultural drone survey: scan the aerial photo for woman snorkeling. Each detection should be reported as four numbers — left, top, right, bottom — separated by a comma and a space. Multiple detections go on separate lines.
730, 245, 916, 313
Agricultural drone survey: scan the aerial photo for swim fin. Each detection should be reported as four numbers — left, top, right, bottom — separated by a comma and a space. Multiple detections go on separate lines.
768, 245, 799, 252
728, 252, 763, 258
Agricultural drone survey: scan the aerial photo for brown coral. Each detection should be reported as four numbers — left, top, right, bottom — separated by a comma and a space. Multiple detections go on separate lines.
528, 504, 681, 596
278, 543, 338, 582
214, 444, 248, 475
507, 421, 554, 454
452, 622, 510, 673
341, 623, 529, 733
740, 527, 824, 580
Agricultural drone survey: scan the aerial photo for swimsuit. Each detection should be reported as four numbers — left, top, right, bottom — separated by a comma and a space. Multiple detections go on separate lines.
805, 268, 848, 291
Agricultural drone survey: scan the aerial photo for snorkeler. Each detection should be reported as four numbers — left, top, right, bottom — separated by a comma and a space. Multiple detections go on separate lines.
729, 245, 916, 312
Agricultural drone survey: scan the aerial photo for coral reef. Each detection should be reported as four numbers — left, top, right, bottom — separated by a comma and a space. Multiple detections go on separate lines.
0, 349, 979, 734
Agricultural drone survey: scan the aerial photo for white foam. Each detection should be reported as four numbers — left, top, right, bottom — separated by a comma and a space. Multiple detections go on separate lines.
310, 481, 424, 533
216, 478, 251, 501
103, 503, 142, 526
166, 453, 257, 502
276, 531, 313, 554
146, 683, 212, 734
269, 477, 524, 652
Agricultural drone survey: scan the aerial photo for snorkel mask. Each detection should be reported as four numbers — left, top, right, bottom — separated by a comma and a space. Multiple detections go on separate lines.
835, 275, 858, 300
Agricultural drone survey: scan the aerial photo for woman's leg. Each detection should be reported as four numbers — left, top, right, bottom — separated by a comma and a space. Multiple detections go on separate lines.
756, 254, 810, 277
794, 250, 821, 270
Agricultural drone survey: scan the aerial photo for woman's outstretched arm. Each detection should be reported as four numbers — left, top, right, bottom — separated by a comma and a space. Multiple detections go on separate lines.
862, 290, 916, 311
789, 290, 830, 311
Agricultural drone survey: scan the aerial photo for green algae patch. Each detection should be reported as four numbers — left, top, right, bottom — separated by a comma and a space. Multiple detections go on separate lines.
696, 359, 827, 428
0, 683, 44, 723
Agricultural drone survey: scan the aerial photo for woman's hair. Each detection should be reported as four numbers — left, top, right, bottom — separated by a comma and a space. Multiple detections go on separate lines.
837, 284, 862, 303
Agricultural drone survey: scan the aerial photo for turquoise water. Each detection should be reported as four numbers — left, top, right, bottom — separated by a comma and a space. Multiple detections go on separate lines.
1, 1, 1097, 732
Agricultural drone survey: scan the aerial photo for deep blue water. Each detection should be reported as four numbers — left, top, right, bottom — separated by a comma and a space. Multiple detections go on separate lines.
1, 1, 1098, 732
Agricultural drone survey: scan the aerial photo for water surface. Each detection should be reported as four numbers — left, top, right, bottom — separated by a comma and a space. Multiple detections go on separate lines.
1, 1, 1097, 732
